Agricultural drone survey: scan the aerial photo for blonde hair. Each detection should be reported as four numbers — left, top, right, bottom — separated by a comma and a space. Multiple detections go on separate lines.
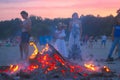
57, 22, 66, 29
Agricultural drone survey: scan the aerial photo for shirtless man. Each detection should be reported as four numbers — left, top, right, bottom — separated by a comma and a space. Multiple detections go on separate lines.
19, 11, 31, 60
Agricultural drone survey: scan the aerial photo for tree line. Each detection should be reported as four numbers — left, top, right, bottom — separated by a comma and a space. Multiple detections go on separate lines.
0, 14, 115, 40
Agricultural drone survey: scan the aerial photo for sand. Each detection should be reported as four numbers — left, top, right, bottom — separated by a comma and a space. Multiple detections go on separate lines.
0, 39, 120, 75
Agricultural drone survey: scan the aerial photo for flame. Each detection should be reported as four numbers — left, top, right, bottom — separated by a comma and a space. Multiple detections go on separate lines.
29, 41, 39, 59
103, 66, 110, 72
10, 65, 19, 73
84, 63, 97, 71
0, 42, 113, 78
39, 44, 49, 54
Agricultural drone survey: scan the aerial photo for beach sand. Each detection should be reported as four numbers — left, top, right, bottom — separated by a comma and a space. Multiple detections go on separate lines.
0, 40, 120, 77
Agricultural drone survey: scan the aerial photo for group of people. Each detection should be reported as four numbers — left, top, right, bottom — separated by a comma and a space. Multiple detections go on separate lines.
19, 11, 82, 60
54, 12, 82, 60
19, 9, 120, 62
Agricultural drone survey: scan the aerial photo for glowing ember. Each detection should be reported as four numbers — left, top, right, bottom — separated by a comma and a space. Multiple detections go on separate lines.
0, 66, 9, 73
54, 54, 65, 66
29, 41, 39, 59
84, 63, 98, 71
103, 66, 110, 72
10, 65, 19, 73
39, 44, 49, 55
27, 64, 39, 71
0, 42, 115, 80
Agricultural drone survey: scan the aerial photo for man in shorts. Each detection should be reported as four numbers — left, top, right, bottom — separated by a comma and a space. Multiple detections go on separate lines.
19, 11, 31, 60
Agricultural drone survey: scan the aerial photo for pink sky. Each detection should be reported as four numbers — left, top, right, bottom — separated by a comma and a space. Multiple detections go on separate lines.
0, 0, 120, 21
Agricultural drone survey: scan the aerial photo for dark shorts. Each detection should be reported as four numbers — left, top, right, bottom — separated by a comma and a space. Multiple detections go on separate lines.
21, 32, 30, 43
101, 40, 106, 45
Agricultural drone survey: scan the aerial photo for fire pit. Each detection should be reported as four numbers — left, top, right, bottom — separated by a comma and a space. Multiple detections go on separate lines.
0, 42, 120, 80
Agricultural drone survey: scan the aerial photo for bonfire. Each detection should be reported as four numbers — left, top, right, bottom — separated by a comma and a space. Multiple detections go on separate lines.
0, 41, 119, 80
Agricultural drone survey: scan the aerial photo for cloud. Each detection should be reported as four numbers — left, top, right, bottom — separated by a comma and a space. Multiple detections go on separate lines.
0, 0, 120, 20
68, 0, 120, 10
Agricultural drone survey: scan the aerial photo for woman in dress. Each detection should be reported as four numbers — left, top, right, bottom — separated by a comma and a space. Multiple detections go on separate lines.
54, 23, 68, 58
68, 12, 82, 60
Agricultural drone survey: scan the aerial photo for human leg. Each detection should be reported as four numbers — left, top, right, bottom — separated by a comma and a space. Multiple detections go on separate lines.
24, 43, 29, 59
108, 38, 118, 58
117, 39, 120, 58
103, 40, 106, 47
22, 32, 30, 59
19, 42, 24, 59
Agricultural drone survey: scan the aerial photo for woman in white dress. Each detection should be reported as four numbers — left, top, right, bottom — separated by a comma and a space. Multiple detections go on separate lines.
55, 23, 68, 58
68, 12, 82, 60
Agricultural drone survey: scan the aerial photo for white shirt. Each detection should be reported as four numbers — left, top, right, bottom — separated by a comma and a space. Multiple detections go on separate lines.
102, 35, 107, 40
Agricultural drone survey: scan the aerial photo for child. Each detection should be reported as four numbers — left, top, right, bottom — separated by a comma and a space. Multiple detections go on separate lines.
54, 23, 68, 58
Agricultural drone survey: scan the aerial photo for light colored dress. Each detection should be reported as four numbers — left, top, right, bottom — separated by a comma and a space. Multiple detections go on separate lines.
68, 22, 82, 59
69, 23, 81, 48
55, 30, 68, 58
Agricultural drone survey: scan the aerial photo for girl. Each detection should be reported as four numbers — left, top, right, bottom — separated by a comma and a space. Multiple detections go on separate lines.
54, 23, 68, 58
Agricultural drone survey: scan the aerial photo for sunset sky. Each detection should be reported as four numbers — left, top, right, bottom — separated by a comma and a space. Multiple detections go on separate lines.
0, 0, 120, 21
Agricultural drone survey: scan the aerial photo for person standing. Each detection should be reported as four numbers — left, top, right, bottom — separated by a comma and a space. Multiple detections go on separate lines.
68, 12, 82, 60
54, 22, 68, 58
101, 34, 107, 48
19, 11, 31, 60
107, 9, 120, 61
